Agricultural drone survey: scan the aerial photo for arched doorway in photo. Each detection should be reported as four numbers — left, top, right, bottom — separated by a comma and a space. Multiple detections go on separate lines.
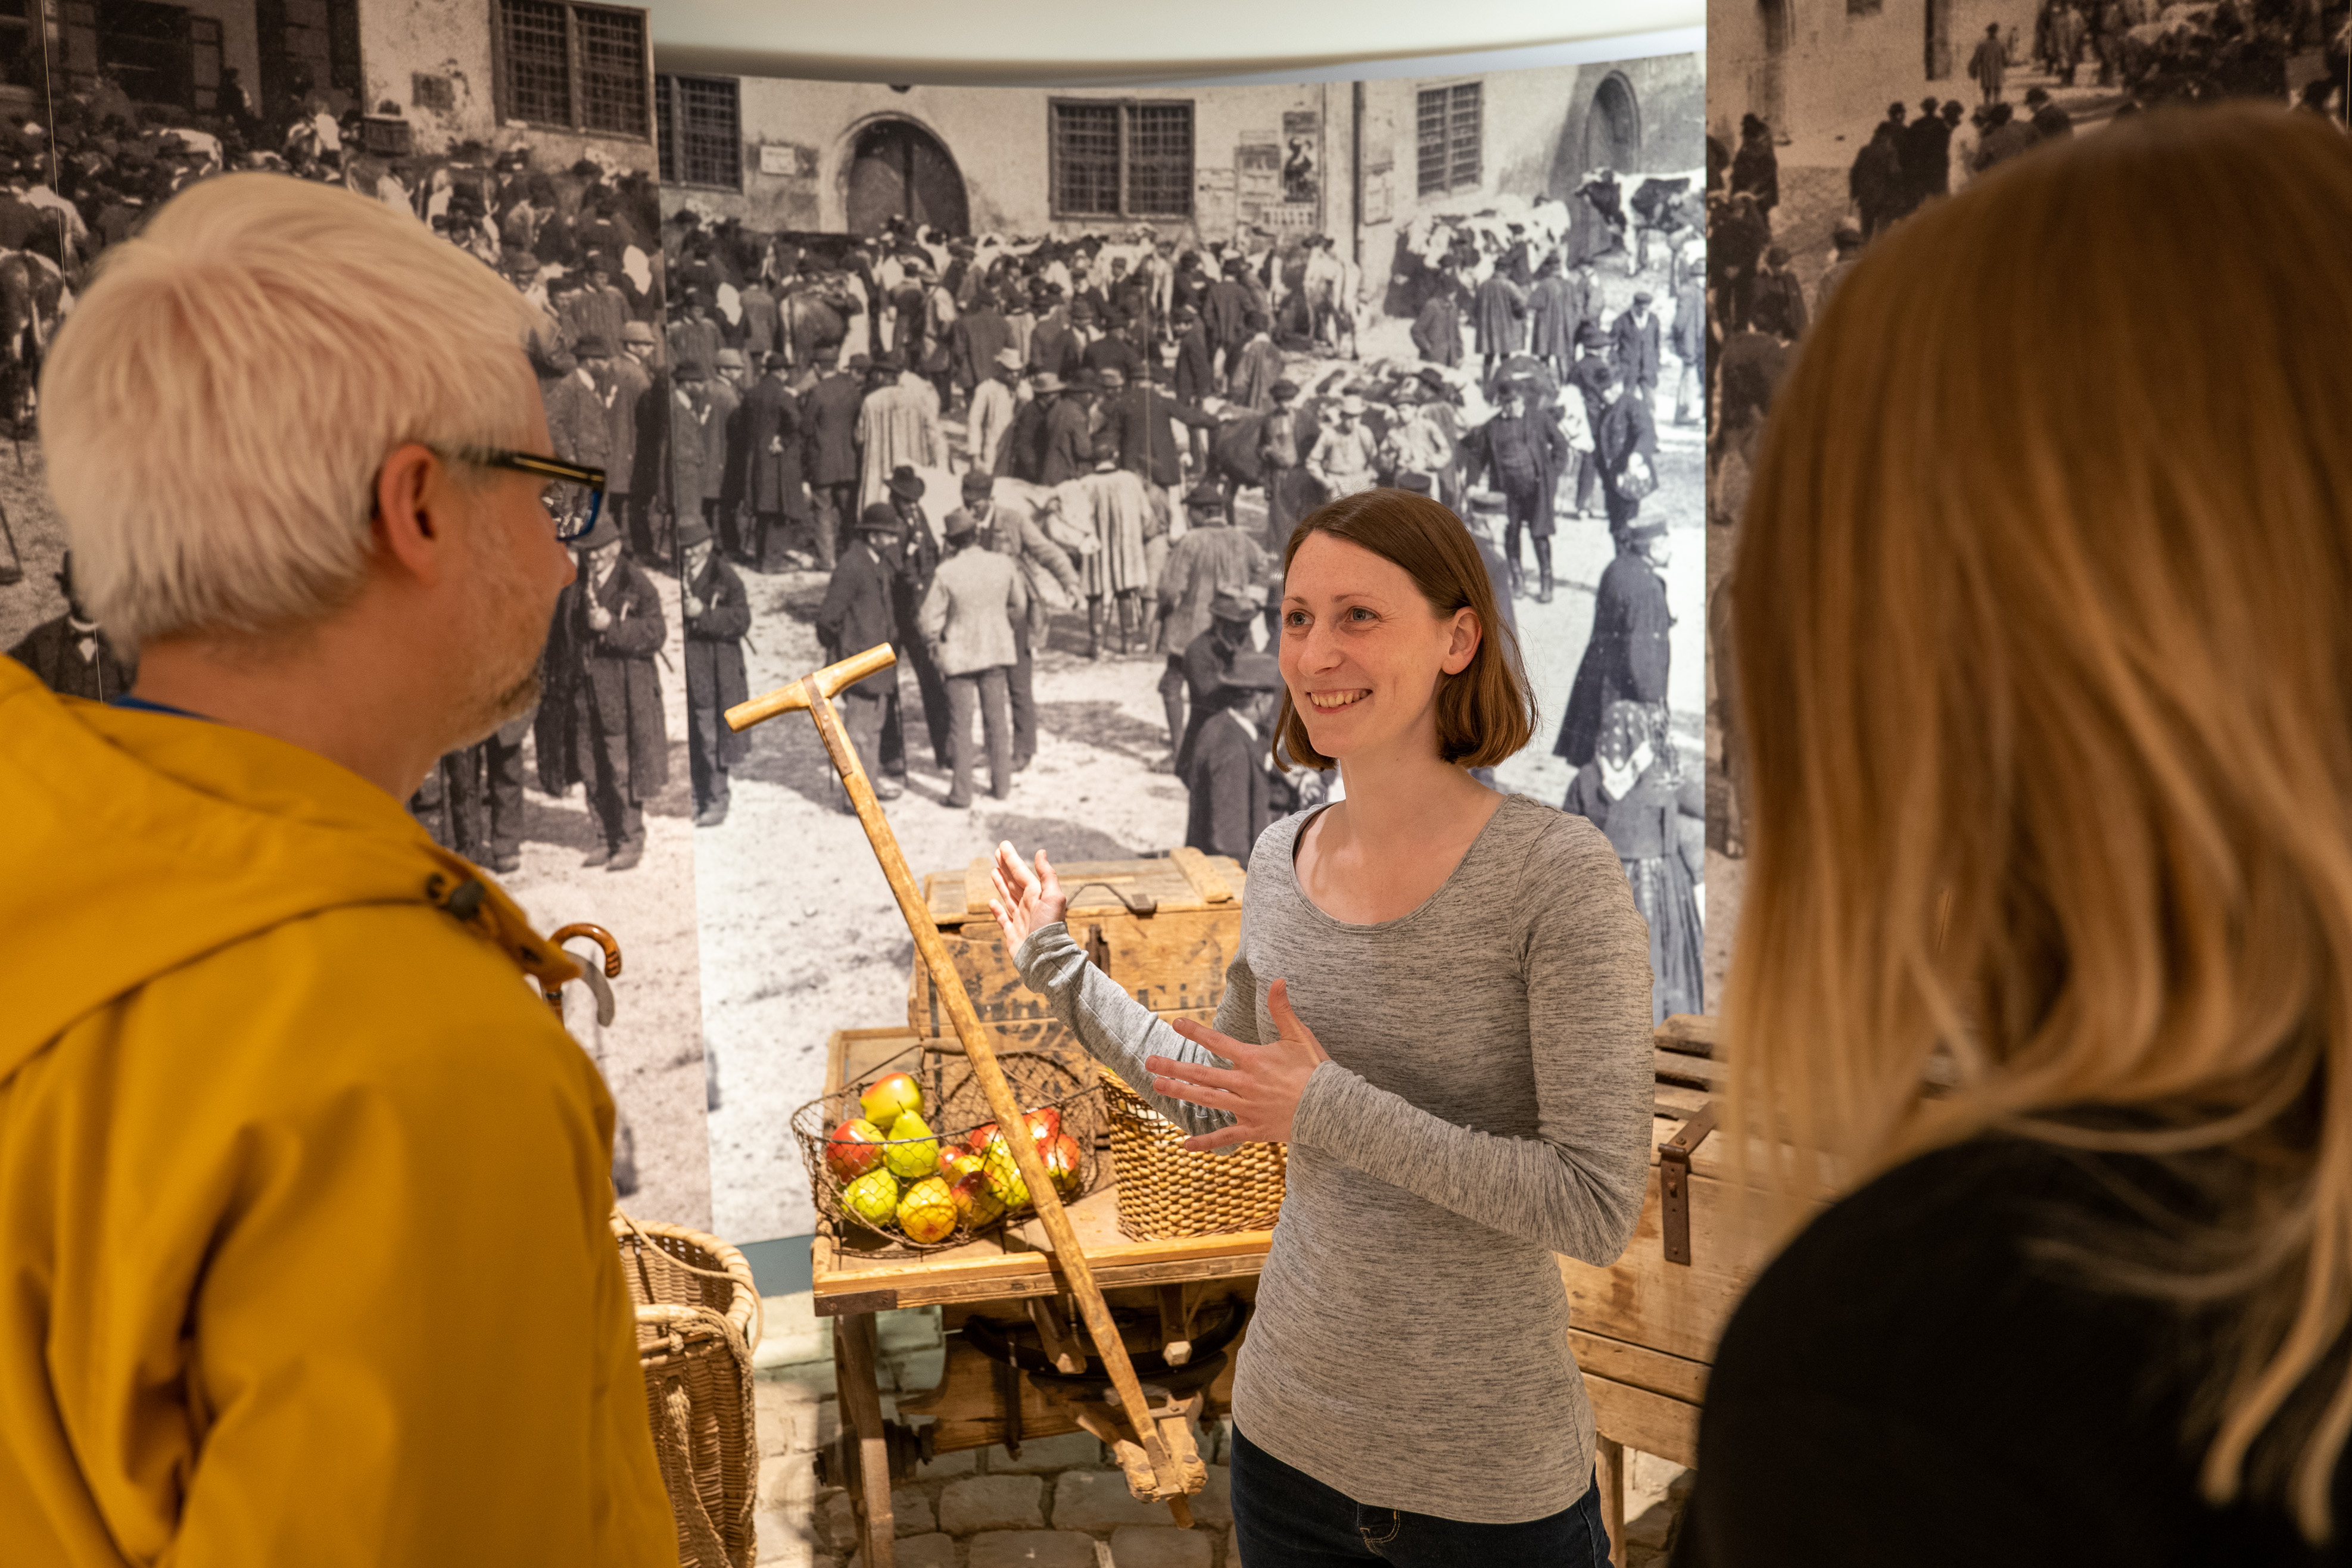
845, 120, 970, 237
1584, 73, 1643, 173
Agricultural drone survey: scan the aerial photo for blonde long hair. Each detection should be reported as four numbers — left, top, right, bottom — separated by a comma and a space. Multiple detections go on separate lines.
1727, 104, 2352, 1538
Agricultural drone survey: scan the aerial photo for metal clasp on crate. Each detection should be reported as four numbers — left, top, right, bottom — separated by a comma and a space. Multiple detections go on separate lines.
1659, 1104, 1717, 1267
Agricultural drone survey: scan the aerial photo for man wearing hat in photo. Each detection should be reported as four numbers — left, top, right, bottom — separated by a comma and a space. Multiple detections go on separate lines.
7, 551, 135, 700
1101, 360, 1219, 508
665, 360, 712, 568
855, 349, 945, 516
1254, 379, 1307, 541
967, 345, 1024, 477
538, 506, 669, 872
884, 464, 953, 768
1203, 255, 1254, 389
996, 368, 1058, 485
1027, 289, 1081, 382
949, 281, 1012, 410
1167, 587, 1263, 775
1155, 481, 1269, 759
919, 503, 1027, 808
1558, 516, 1672, 770
954, 469, 1079, 771
1594, 361, 1662, 545
584, 329, 655, 560
1815, 220, 1868, 320
667, 286, 721, 382
742, 349, 810, 571
1567, 322, 1617, 518
710, 347, 756, 561
1307, 393, 1380, 501
1610, 291, 1663, 415
1229, 309, 1284, 412
1040, 367, 1100, 487
1182, 649, 1286, 868
803, 346, 865, 565
678, 513, 750, 827
1466, 377, 1573, 603
1751, 248, 1808, 348
815, 503, 909, 802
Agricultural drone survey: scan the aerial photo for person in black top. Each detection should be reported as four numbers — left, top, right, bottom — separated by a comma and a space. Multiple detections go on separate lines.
1681, 107, 2352, 1564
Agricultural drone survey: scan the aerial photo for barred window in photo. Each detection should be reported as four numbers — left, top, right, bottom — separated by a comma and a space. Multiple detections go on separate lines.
1417, 81, 1484, 196
1050, 99, 1194, 220
497, 0, 650, 140
656, 74, 742, 190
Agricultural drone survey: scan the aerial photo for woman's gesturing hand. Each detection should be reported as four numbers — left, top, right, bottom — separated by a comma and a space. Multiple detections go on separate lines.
987, 841, 1068, 947
1147, 979, 1332, 1151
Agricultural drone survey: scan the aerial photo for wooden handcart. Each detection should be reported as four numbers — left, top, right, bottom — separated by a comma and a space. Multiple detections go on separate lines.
818, 1009, 1756, 1567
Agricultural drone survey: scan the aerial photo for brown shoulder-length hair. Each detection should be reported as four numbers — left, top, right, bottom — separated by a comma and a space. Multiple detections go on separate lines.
1274, 488, 1534, 769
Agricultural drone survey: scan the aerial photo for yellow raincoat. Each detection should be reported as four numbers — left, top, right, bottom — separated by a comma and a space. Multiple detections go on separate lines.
0, 657, 677, 1564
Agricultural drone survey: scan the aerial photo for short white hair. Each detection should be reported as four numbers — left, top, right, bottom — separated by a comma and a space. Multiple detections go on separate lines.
42, 172, 544, 650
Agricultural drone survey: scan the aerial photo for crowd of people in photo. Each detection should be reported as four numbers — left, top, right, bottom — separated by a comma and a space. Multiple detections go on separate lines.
0, 64, 1708, 1016
1701, 0, 2352, 886
0, 64, 690, 878
648, 181, 1703, 1018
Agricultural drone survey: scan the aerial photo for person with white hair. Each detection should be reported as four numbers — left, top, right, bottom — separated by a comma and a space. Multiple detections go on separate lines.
0, 174, 675, 1561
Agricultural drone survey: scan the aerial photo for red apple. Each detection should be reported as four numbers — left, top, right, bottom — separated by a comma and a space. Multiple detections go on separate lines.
1043, 1132, 1085, 1201
860, 1071, 924, 1131
825, 1118, 886, 1182
949, 1168, 1005, 1228
940, 1145, 984, 1183
964, 1121, 999, 1154
1023, 1106, 1063, 1146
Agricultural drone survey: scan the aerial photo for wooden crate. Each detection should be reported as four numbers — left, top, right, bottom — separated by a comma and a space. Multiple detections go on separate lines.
907, 848, 1248, 1039
1557, 1014, 1781, 1470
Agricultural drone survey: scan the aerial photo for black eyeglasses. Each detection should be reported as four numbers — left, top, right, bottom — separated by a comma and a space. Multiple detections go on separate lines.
454, 448, 609, 542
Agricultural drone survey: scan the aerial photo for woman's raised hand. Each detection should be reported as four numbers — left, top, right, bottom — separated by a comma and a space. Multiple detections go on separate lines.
988, 841, 1067, 947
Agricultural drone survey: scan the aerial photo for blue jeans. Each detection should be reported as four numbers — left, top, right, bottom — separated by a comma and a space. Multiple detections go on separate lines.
1230, 1423, 1613, 1567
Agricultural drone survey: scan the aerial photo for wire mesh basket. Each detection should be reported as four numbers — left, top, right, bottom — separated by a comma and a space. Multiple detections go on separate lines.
792, 1041, 1105, 1254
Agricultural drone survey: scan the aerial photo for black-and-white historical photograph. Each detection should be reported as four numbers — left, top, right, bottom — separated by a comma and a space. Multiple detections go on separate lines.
1702, 0, 2348, 993
655, 52, 1708, 1245
0, 0, 716, 1228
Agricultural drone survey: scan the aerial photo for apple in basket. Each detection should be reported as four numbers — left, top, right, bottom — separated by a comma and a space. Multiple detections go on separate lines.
1043, 1132, 1085, 1201
949, 1168, 1005, 1229
1023, 1106, 1062, 1146
825, 1118, 887, 1182
940, 1145, 985, 1183
861, 1072, 924, 1131
964, 1121, 998, 1154
884, 1112, 942, 1180
842, 1167, 901, 1229
982, 1139, 1031, 1211
897, 1177, 958, 1244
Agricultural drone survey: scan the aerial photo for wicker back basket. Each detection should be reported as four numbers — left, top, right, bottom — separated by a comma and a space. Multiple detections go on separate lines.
613, 1211, 762, 1568
1099, 1067, 1288, 1239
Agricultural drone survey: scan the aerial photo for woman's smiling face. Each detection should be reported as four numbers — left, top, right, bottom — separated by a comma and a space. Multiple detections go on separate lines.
1279, 531, 1476, 765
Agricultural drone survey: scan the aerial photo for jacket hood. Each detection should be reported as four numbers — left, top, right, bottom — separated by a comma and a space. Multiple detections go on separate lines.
0, 659, 578, 1084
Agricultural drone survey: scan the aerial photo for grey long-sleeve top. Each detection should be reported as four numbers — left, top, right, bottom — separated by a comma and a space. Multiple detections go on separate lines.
1012, 794, 1656, 1523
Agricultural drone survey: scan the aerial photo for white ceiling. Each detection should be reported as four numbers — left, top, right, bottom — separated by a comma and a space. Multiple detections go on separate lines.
643, 0, 1705, 86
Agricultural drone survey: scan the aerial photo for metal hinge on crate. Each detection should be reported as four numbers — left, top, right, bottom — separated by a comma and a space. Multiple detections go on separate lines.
1660, 1103, 1717, 1267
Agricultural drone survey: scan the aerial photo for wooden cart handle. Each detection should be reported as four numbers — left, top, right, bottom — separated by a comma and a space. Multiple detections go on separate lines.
755, 651, 1201, 1520
725, 643, 898, 732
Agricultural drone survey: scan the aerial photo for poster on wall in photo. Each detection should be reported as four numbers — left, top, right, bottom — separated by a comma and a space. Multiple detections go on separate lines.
0, 0, 716, 1229
1699, 0, 2344, 999
649, 49, 1706, 1247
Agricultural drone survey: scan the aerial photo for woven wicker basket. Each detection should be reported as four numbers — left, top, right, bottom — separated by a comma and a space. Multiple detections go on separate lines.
1099, 1067, 1288, 1239
613, 1211, 762, 1568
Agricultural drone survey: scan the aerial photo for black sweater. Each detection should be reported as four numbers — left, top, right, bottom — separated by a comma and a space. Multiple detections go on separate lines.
1673, 1135, 2350, 1565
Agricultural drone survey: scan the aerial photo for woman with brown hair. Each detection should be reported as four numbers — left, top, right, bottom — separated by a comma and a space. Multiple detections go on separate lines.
1680, 107, 2352, 1561
990, 488, 1656, 1563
